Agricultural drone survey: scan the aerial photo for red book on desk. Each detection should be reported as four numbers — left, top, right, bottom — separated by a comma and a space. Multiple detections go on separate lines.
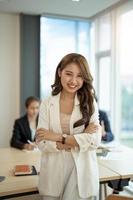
14, 165, 32, 175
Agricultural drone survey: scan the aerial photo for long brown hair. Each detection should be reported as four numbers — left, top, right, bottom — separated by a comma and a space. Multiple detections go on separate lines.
51, 53, 95, 128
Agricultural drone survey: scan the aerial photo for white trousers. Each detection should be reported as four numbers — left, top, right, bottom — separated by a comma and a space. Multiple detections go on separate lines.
43, 151, 96, 200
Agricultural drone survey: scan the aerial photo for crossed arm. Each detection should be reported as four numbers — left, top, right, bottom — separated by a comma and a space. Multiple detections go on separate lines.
36, 123, 100, 151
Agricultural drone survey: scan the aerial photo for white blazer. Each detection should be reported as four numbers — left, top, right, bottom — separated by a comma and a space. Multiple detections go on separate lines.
37, 93, 101, 198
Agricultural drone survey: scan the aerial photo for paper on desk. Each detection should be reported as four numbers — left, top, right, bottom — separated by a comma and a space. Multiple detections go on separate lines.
99, 141, 133, 160
23, 147, 39, 153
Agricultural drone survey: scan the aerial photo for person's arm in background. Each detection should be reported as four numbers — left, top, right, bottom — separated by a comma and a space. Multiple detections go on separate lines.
10, 120, 25, 149
101, 111, 114, 142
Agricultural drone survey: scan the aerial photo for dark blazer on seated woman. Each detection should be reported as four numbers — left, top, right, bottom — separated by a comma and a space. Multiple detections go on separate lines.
10, 115, 38, 150
99, 110, 114, 142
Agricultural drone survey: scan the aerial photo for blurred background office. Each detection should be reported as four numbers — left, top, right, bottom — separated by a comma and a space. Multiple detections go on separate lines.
0, 0, 133, 149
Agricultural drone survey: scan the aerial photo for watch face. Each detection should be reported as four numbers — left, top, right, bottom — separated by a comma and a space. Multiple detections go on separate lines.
63, 134, 67, 138
62, 134, 67, 144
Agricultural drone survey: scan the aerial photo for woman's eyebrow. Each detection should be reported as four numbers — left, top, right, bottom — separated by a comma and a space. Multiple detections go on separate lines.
65, 70, 81, 75
65, 70, 73, 73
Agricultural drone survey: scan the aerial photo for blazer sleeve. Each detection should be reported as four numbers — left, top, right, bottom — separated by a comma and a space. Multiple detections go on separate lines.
10, 120, 25, 150
73, 101, 102, 152
102, 112, 114, 142
37, 99, 59, 153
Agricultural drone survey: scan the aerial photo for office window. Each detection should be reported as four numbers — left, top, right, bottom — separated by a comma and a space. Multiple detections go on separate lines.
119, 10, 133, 143
91, 13, 112, 113
98, 57, 111, 112
90, 22, 96, 87
98, 13, 111, 51
40, 17, 90, 98
90, 2, 133, 145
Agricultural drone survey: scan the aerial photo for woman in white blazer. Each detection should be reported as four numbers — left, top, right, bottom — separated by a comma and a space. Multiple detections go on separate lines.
36, 53, 101, 200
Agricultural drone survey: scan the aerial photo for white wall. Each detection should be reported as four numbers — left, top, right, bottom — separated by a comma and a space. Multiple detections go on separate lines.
0, 13, 20, 147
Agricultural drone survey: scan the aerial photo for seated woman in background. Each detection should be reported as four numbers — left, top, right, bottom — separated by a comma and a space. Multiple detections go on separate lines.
99, 110, 114, 142
10, 96, 40, 150
95, 96, 114, 142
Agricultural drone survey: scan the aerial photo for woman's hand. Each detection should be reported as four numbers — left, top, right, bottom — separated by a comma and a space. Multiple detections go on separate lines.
36, 128, 49, 143
36, 128, 62, 143
23, 143, 36, 151
84, 123, 99, 134
56, 142, 71, 152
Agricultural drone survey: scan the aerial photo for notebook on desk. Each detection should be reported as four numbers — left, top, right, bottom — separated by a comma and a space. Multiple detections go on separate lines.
14, 165, 37, 176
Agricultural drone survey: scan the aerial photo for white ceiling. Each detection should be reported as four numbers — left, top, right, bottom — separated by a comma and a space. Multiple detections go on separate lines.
0, 0, 122, 18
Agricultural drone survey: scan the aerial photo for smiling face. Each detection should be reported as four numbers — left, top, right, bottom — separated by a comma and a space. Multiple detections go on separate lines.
58, 62, 84, 94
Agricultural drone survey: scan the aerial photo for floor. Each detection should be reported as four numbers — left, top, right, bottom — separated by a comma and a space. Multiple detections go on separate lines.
5, 185, 133, 200
5, 180, 133, 200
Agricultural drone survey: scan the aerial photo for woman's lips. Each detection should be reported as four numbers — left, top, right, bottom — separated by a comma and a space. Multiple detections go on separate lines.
67, 84, 78, 89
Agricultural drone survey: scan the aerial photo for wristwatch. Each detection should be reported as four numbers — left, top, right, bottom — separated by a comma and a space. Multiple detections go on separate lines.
62, 134, 67, 144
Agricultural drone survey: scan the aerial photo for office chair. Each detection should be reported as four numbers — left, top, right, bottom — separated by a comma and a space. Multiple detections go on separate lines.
106, 194, 133, 200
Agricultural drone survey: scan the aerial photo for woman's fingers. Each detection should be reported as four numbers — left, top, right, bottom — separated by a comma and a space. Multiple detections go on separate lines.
84, 123, 99, 133
56, 142, 64, 150
36, 128, 47, 135
36, 137, 45, 143
36, 132, 46, 137
35, 128, 48, 142
36, 131, 46, 142
87, 123, 97, 128
36, 134, 45, 140
56, 142, 72, 151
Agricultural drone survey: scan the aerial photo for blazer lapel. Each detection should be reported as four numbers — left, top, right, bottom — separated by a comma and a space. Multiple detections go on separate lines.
49, 93, 62, 134
49, 93, 84, 135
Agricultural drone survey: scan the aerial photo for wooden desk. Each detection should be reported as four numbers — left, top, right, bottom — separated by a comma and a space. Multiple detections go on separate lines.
99, 164, 120, 183
0, 148, 41, 198
98, 143, 133, 199
0, 147, 127, 199
98, 144, 133, 179
99, 164, 120, 200
99, 159, 133, 180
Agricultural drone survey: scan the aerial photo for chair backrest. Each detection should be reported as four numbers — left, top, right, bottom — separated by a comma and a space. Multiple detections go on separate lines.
106, 194, 133, 200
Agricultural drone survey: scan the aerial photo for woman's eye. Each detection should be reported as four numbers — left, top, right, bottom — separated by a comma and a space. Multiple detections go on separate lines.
66, 73, 72, 76
77, 75, 82, 78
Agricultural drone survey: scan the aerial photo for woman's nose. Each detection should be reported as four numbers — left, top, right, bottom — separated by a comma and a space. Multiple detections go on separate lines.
70, 77, 77, 84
